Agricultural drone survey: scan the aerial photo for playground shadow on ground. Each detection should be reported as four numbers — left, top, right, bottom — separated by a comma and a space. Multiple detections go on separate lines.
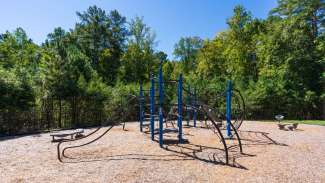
238, 130, 288, 147
163, 141, 251, 169
62, 136, 250, 169
60, 129, 287, 170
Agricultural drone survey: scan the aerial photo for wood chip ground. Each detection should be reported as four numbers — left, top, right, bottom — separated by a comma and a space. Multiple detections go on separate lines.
1, 121, 324, 183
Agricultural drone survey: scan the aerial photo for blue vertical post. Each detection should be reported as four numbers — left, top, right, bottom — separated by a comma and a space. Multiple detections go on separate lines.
158, 65, 164, 147
186, 85, 190, 126
226, 80, 232, 137
139, 82, 144, 132
177, 74, 183, 143
193, 87, 197, 127
150, 74, 155, 141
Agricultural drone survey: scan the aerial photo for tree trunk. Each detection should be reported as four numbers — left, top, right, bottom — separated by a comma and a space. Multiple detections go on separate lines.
58, 99, 62, 128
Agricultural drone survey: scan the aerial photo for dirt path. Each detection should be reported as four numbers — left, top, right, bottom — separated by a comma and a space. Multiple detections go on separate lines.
1, 121, 324, 183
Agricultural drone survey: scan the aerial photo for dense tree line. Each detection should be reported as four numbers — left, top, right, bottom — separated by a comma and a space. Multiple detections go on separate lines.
0, 0, 324, 135
192, 1, 324, 119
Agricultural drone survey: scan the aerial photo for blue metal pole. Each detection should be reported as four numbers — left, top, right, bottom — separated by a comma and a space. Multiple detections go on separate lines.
193, 87, 197, 127
158, 65, 164, 147
139, 82, 144, 132
178, 74, 183, 143
186, 85, 190, 126
226, 80, 232, 137
150, 74, 155, 141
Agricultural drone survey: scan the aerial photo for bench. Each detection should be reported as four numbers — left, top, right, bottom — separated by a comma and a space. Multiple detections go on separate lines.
278, 123, 298, 131
50, 129, 84, 142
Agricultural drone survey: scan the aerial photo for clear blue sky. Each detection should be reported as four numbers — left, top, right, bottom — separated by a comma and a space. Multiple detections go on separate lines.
0, 0, 277, 58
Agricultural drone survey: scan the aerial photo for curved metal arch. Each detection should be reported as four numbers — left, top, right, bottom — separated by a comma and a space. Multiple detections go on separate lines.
57, 125, 104, 162
231, 89, 246, 129
199, 87, 245, 130
59, 125, 115, 161
57, 94, 137, 162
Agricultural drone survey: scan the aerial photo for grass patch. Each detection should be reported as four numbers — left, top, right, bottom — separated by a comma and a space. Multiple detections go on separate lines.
283, 120, 325, 126
260, 120, 325, 126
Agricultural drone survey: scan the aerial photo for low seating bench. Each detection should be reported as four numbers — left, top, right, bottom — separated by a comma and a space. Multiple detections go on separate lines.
50, 129, 84, 142
278, 123, 298, 130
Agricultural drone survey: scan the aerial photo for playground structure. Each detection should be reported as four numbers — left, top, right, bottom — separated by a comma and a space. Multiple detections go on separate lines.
56, 63, 246, 164
138, 64, 244, 164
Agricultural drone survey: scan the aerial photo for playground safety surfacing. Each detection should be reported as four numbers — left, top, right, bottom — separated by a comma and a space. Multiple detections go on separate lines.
1, 121, 325, 182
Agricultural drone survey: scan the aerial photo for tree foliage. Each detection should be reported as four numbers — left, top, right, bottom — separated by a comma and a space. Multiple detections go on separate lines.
173, 36, 203, 74
0, 1, 324, 135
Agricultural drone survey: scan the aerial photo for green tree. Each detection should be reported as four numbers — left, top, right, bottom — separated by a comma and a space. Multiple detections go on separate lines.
119, 16, 159, 83
173, 36, 203, 74
0, 28, 39, 104
224, 5, 260, 86
75, 6, 128, 84
271, 0, 325, 39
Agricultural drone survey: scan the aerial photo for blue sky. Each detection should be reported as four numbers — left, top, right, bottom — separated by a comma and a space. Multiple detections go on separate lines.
0, 0, 277, 58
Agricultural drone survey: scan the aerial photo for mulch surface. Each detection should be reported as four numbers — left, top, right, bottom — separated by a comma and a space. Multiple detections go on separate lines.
1, 121, 324, 183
